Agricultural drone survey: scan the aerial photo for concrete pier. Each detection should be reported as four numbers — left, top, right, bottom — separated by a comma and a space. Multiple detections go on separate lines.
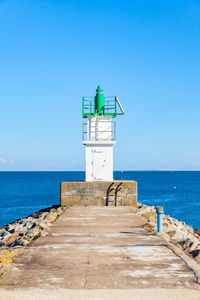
0, 206, 200, 299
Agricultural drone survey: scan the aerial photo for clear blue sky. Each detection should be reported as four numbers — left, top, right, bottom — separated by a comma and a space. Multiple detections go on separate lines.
0, 0, 199, 171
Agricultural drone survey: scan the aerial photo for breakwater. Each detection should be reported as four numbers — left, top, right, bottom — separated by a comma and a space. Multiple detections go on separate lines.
0, 206, 65, 276
1, 203, 200, 281
137, 204, 200, 264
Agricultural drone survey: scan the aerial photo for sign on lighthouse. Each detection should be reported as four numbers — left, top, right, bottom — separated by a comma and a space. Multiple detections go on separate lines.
82, 86, 124, 182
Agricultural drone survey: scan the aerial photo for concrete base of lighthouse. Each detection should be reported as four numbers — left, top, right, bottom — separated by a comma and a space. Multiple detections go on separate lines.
60, 181, 137, 207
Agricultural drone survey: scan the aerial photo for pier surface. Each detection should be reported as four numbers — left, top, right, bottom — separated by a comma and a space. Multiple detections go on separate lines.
0, 207, 200, 299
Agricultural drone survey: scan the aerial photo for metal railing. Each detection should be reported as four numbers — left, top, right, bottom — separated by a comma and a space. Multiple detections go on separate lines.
82, 119, 116, 142
82, 97, 117, 118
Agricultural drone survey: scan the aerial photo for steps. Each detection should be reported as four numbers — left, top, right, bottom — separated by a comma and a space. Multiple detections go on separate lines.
106, 182, 123, 206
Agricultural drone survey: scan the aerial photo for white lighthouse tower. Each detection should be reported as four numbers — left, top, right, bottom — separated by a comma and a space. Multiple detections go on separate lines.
82, 86, 124, 182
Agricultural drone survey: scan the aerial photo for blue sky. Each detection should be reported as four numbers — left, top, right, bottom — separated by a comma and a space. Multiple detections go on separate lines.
0, 0, 199, 171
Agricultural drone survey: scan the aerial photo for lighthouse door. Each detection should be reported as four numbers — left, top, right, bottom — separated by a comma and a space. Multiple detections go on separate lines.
92, 147, 106, 181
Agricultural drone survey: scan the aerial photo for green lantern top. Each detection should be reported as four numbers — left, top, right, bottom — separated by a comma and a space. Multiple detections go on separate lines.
96, 85, 103, 92
82, 85, 124, 118
95, 85, 105, 115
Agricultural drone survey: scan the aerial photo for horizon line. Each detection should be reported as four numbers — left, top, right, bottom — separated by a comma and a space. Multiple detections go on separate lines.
1, 170, 200, 172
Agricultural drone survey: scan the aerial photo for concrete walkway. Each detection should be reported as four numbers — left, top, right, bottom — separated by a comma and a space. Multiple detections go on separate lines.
0, 207, 200, 298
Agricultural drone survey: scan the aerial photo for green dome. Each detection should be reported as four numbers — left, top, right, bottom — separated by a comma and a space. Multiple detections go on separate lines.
96, 85, 103, 92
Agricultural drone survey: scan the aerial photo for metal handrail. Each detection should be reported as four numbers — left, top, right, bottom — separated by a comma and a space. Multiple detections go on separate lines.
82, 120, 116, 141
82, 96, 117, 117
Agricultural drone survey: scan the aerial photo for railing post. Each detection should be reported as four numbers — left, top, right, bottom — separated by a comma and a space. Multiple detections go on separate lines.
156, 206, 164, 232
115, 120, 116, 141
82, 97, 84, 117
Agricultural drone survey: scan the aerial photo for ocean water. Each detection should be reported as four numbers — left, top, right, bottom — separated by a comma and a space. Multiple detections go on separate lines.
0, 171, 200, 229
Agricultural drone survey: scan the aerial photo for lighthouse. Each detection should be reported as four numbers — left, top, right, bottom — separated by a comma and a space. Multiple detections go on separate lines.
82, 86, 124, 182
61, 87, 136, 207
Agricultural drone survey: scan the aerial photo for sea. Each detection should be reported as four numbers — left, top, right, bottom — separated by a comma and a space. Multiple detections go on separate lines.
0, 171, 200, 229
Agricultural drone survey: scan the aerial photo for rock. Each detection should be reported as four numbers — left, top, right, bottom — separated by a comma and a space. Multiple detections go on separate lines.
190, 247, 200, 259
186, 225, 193, 231
18, 220, 24, 225
10, 223, 24, 232
39, 222, 52, 229
163, 224, 176, 234
0, 206, 66, 279
0, 241, 4, 247
0, 231, 10, 239
137, 206, 155, 216
25, 222, 34, 230
57, 207, 64, 215
0, 206, 64, 249
39, 212, 48, 220
44, 212, 57, 223
168, 219, 178, 227
20, 238, 30, 246
3, 233, 19, 246
29, 222, 37, 230
194, 233, 200, 239
10, 238, 24, 247
4, 224, 15, 232
180, 238, 192, 250
29, 226, 41, 238
189, 240, 199, 252
171, 229, 188, 243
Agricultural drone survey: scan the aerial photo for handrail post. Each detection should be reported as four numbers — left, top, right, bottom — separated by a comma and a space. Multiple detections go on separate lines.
82, 97, 84, 117
114, 120, 116, 141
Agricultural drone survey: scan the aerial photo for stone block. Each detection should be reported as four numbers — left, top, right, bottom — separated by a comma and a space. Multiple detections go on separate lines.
60, 180, 137, 207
